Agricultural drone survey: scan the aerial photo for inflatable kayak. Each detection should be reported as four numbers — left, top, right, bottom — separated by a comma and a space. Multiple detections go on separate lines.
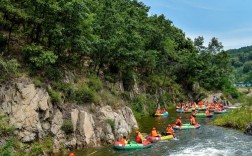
176, 109, 184, 113
196, 106, 207, 111
113, 140, 152, 150
184, 109, 192, 113
172, 123, 201, 130
214, 109, 227, 114
154, 111, 169, 117
146, 135, 174, 142
192, 113, 214, 118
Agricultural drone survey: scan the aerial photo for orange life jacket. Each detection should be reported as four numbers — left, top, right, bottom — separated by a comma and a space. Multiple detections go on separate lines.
191, 117, 196, 125
121, 138, 127, 146
175, 119, 182, 126
205, 110, 210, 115
151, 130, 158, 137
166, 127, 174, 134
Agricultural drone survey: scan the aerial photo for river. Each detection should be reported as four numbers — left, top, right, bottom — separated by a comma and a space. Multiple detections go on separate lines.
68, 108, 252, 156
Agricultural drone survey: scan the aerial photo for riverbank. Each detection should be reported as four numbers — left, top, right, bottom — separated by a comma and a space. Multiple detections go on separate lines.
213, 94, 252, 134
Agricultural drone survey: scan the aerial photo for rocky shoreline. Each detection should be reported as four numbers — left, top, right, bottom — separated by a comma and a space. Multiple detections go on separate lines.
0, 78, 138, 153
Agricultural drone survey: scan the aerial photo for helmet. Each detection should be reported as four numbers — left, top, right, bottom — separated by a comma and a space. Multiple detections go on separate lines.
69, 153, 75, 156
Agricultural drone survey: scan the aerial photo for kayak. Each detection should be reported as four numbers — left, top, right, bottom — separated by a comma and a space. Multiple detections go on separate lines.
192, 113, 214, 118
146, 135, 174, 142
214, 109, 227, 114
172, 123, 201, 130
113, 140, 152, 150
196, 106, 207, 111
154, 111, 169, 117
176, 109, 184, 113
184, 109, 192, 113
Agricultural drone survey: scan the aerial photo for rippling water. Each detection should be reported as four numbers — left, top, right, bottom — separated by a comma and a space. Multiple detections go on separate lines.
62, 108, 252, 156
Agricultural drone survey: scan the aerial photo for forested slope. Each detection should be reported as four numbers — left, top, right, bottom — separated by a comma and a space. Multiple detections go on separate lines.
227, 46, 252, 82
0, 0, 236, 114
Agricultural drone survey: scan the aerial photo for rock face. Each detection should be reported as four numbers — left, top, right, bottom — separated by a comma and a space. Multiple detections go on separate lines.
0, 78, 138, 153
244, 122, 252, 135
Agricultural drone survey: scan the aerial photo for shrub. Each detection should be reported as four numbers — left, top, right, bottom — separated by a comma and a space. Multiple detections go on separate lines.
0, 114, 14, 137
33, 77, 44, 88
61, 119, 73, 135
0, 34, 7, 53
47, 88, 62, 104
23, 44, 58, 69
0, 139, 15, 156
75, 83, 99, 104
88, 75, 102, 91
30, 137, 53, 156
0, 58, 20, 82
45, 66, 63, 82
53, 82, 75, 102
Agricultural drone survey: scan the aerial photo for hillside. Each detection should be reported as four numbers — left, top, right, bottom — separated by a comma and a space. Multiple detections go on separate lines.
227, 45, 252, 82
0, 0, 240, 154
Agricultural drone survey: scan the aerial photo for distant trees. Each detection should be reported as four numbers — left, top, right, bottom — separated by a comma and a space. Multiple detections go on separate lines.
227, 45, 252, 82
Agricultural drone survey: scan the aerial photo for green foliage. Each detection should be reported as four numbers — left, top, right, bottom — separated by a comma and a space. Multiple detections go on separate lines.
23, 44, 58, 69
87, 75, 103, 91
52, 82, 75, 102
32, 77, 44, 88
130, 94, 156, 115
44, 66, 63, 82
0, 57, 20, 82
61, 119, 73, 135
75, 83, 99, 104
213, 107, 252, 130
100, 90, 124, 107
47, 88, 62, 104
0, 34, 7, 53
30, 137, 53, 156
227, 45, 252, 82
0, 139, 15, 156
105, 119, 115, 131
0, 114, 14, 137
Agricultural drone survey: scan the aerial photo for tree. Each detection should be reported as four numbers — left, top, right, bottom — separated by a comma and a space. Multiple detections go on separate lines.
208, 37, 223, 54
194, 36, 205, 52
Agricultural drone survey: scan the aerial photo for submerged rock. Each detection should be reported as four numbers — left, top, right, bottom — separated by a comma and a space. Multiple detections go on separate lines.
244, 122, 252, 135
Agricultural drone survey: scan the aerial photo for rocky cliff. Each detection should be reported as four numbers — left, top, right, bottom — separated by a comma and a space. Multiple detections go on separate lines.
0, 78, 138, 153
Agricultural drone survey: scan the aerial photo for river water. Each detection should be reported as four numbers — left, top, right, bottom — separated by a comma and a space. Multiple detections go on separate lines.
69, 108, 252, 156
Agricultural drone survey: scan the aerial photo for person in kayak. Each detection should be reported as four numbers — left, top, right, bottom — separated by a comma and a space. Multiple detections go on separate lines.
161, 108, 167, 113
190, 115, 196, 125
151, 127, 160, 137
120, 136, 128, 146
175, 116, 182, 126
205, 108, 210, 115
166, 124, 175, 136
155, 108, 161, 114
135, 130, 144, 143
185, 106, 189, 112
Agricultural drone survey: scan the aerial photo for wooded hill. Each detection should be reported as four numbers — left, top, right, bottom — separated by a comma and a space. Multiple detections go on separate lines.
227, 45, 252, 83
0, 0, 238, 114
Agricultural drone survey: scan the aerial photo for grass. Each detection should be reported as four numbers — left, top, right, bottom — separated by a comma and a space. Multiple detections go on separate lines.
213, 107, 252, 131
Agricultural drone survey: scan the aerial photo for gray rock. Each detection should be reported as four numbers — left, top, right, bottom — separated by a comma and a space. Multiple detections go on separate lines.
244, 122, 252, 135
